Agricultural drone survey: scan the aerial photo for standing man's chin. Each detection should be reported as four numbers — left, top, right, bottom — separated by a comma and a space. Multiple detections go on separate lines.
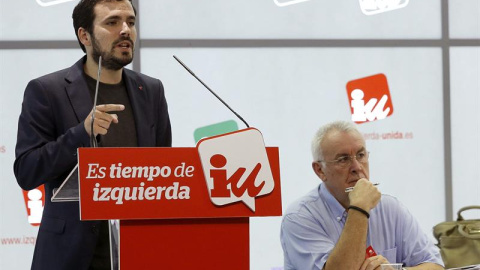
99, 55, 133, 70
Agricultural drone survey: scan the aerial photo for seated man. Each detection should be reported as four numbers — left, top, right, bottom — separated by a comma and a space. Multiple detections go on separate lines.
280, 121, 444, 270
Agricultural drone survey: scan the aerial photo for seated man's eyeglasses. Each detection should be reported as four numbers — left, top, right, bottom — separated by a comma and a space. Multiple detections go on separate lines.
318, 151, 370, 167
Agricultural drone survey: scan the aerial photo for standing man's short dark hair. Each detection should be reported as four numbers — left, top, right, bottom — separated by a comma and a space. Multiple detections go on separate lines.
72, 0, 136, 52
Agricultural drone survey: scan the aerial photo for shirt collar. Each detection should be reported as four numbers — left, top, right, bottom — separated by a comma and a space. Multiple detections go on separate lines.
319, 183, 347, 223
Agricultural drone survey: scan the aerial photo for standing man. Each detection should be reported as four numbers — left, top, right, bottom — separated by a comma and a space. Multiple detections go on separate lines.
280, 121, 443, 270
14, 0, 171, 269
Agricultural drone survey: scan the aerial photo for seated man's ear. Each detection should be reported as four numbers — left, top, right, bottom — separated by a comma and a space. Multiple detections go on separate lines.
312, 161, 327, 182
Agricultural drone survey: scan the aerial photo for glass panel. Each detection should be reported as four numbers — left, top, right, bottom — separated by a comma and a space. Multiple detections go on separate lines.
0, 0, 77, 41
0, 48, 83, 270
449, 0, 480, 39
140, 0, 441, 39
450, 47, 480, 219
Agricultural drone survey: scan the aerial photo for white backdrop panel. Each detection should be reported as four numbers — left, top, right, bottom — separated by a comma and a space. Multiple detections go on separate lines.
0, 49, 84, 270
449, 0, 480, 39
140, 0, 441, 39
450, 47, 480, 220
141, 47, 445, 270
0, 0, 77, 41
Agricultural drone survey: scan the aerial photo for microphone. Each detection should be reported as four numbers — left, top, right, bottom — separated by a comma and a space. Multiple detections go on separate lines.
173, 55, 250, 128
90, 56, 102, 147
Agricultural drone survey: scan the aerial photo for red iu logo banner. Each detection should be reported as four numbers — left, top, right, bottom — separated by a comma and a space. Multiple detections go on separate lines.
197, 128, 275, 212
346, 73, 394, 124
22, 185, 45, 226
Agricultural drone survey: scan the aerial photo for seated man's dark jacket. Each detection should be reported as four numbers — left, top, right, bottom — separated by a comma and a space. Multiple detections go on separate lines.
14, 57, 172, 270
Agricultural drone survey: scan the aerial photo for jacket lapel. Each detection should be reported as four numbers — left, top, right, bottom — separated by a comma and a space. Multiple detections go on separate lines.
64, 57, 93, 123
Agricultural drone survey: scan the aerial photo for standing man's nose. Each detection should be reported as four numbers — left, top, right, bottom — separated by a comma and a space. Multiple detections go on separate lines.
120, 22, 130, 36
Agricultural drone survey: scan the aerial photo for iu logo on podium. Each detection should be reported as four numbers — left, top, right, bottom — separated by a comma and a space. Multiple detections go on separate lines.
197, 128, 275, 212
346, 73, 394, 124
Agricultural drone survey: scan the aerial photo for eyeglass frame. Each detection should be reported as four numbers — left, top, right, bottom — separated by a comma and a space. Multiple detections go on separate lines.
317, 151, 370, 168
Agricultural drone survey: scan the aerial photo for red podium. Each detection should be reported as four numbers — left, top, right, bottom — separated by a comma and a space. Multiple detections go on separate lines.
76, 128, 282, 269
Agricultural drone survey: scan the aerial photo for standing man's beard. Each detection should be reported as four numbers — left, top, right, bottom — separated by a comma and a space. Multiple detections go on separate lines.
91, 35, 135, 71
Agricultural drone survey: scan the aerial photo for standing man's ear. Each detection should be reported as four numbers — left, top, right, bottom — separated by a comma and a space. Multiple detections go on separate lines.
312, 161, 327, 182
78, 27, 91, 47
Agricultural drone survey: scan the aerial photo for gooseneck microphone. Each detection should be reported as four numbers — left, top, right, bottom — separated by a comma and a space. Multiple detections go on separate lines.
90, 56, 102, 147
173, 55, 250, 128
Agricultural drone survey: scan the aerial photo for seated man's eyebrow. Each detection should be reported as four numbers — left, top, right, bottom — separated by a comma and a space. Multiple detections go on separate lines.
333, 153, 350, 159
356, 147, 366, 153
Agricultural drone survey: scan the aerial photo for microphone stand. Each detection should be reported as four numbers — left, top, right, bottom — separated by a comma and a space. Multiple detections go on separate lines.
90, 56, 102, 147
87, 56, 119, 270
173, 55, 250, 128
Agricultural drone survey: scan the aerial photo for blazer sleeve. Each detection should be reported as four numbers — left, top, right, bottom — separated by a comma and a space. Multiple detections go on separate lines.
13, 78, 90, 190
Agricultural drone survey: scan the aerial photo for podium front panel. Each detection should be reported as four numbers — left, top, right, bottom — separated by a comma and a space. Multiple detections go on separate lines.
120, 218, 250, 270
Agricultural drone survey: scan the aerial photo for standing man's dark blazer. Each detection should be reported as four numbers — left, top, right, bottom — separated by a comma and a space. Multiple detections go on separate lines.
14, 57, 172, 270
